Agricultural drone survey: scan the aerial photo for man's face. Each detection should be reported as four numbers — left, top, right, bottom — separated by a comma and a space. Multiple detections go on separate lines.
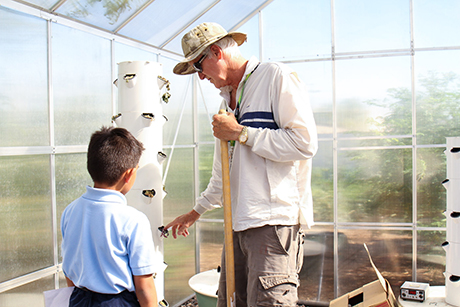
190, 46, 228, 89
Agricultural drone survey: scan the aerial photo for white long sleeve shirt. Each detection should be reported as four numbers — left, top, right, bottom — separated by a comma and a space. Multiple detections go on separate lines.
193, 56, 318, 231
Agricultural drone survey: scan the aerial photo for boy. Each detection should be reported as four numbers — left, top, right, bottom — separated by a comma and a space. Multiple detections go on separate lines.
61, 126, 158, 307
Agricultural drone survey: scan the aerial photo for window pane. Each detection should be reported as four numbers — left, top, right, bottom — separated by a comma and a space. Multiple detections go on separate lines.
417, 230, 445, 285
415, 50, 460, 145
338, 148, 412, 223
299, 226, 334, 303
0, 275, 54, 307
417, 148, 446, 228
337, 229, 412, 297
56, 0, 151, 32
55, 153, 92, 260
335, 56, 412, 137
263, 0, 331, 61
238, 14, 260, 60
163, 148, 196, 306
334, 0, 410, 53
312, 141, 333, 222
198, 144, 223, 220
413, 0, 460, 48
198, 221, 223, 271
52, 23, 112, 146
0, 7, 48, 146
292, 61, 333, 139
160, 56, 194, 146
0, 155, 53, 282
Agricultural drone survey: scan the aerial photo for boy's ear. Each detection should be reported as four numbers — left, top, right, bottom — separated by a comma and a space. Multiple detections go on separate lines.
123, 167, 136, 183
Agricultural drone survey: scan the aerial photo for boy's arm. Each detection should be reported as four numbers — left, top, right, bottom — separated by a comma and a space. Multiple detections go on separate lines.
134, 274, 157, 307
65, 276, 75, 287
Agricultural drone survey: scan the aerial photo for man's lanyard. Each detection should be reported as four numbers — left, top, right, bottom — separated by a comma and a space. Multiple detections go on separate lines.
234, 63, 260, 122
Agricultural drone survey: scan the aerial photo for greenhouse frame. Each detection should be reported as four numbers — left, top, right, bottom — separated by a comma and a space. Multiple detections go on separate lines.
1, 0, 460, 306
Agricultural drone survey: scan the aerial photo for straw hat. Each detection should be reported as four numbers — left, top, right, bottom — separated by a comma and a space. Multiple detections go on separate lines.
173, 22, 247, 75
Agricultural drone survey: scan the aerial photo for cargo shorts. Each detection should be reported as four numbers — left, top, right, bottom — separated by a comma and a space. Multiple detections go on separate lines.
217, 224, 304, 307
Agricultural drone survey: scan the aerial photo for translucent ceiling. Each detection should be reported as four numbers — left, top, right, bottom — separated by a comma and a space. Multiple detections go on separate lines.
22, 0, 272, 56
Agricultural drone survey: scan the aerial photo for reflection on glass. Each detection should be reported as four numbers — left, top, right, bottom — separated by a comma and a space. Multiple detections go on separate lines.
337, 229, 412, 297
338, 148, 412, 223
334, 0, 410, 53
417, 230, 445, 285
335, 56, 411, 137
52, 23, 112, 146
56, 0, 150, 31
0, 7, 48, 147
415, 50, 460, 145
0, 275, 54, 307
0, 155, 53, 283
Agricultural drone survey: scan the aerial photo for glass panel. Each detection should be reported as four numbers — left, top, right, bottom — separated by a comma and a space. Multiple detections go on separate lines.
337, 229, 412, 297
56, 0, 151, 32
292, 61, 333, 139
312, 141, 333, 222
413, 0, 460, 48
414, 50, 460, 145
119, 0, 218, 47
299, 225, 334, 303
338, 148, 412, 223
162, 0, 269, 56
160, 56, 194, 146
417, 230, 445, 286
338, 137, 412, 148
197, 144, 223, 220
52, 23, 112, 146
162, 147, 196, 306
0, 275, 54, 307
237, 14, 260, 61
114, 42, 158, 64
24, 0, 61, 10
263, 0, 331, 61
55, 153, 92, 260
0, 7, 48, 147
334, 0, 410, 53
197, 79, 221, 143
0, 155, 53, 282
335, 56, 412, 137
417, 147, 446, 228
198, 221, 223, 271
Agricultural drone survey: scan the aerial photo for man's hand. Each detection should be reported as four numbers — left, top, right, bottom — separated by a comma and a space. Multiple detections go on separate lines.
164, 210, 201, 239
212, 112, 243, 141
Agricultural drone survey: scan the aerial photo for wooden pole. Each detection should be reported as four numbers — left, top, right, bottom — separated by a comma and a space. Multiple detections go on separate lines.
219, 109, 236, 307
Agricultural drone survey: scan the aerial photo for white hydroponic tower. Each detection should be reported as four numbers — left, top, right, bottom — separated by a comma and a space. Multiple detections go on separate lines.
113, 61, 169, 302
443, 136, 460, 306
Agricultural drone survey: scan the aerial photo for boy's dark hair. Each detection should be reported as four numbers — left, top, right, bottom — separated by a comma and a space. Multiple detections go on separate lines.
87, 126, 144, 185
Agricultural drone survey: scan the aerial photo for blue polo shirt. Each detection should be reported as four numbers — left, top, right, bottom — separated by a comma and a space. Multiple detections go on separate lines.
61, 186, 157, 294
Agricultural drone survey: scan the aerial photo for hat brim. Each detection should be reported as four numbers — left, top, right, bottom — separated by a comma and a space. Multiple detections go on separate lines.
173, 32, 247, 75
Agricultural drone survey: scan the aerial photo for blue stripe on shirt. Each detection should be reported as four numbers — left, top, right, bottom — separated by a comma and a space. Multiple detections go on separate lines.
239, 111, 279, 129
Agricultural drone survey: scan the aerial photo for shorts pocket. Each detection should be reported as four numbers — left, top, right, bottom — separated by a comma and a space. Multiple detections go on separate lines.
257, 275, 299, 306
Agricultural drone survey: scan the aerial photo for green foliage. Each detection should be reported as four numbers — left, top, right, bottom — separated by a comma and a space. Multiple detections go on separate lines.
338, 72, 458, 226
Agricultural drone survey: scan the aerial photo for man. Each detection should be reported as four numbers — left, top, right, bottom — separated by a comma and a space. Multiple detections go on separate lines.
166, 22, 318, 307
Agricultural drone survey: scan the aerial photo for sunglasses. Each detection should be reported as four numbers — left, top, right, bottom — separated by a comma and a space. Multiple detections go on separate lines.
192, 53, 207, 73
